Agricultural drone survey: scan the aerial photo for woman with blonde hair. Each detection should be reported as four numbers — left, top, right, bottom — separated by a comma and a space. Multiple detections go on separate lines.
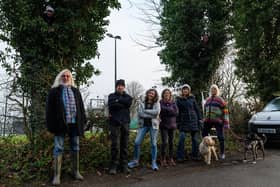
202, 84, 229, 160
46, 69, 86, 185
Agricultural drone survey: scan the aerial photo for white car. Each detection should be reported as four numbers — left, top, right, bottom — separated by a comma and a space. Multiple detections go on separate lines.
248, 97, 280, 141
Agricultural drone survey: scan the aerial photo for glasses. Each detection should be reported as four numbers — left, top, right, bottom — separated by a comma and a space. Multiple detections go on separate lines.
62, 75, 70, 78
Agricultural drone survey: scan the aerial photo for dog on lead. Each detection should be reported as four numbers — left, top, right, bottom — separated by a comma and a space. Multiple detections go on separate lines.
243, 133, 266, 164
199, 136, 219, 165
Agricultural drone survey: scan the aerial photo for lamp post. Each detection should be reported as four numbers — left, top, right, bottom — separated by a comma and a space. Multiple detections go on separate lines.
106, 33, 121, 86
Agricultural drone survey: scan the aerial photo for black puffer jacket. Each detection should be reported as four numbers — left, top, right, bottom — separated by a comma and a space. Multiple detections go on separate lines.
176, 95, 202, 132
46, 85, 87, 136
108, 91, 132, 125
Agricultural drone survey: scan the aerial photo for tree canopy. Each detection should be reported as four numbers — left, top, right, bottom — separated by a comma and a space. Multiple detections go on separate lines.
158, 0, 230, 95
231, 0, 280, 103
0, 0, 120, 138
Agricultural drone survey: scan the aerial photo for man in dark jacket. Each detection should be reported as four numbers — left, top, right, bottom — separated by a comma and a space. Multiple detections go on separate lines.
108, 79, 132, 175
46, 69, 86, 185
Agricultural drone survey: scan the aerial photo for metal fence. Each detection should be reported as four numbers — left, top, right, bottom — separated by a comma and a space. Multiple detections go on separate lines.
0, 114, 24, 136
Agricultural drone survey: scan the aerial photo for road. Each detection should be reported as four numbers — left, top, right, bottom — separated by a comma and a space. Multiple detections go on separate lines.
39, 145, 280, 187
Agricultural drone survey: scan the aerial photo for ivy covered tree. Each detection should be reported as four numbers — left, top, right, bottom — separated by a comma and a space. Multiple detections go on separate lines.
231, 0, 280, 103
158, 0, 230, 95
0, 0, 120, 140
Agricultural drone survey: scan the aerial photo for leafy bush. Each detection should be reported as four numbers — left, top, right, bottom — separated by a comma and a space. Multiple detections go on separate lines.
85, 110, 109, 134
229, 102, 251, 134
0, 124, 240, 186
0, 131, 54, 186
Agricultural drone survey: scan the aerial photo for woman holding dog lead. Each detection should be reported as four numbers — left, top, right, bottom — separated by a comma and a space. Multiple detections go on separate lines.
176, 84, 202, 162
202, 84, 229, 160
128, 88, 161, 171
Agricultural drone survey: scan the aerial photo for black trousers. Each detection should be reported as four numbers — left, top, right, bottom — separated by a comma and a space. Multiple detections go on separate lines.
109, 122, 129, 166
160, 126, 175, 158
202, 122, 225, 154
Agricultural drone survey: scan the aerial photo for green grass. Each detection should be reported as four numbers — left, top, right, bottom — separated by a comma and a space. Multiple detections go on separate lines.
0, 134, 28, 145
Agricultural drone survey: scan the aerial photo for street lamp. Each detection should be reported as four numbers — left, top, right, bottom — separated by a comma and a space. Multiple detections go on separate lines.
106, 33, 121, 86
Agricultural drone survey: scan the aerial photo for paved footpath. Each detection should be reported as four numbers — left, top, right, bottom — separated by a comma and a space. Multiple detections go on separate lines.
27, 146, 280, 187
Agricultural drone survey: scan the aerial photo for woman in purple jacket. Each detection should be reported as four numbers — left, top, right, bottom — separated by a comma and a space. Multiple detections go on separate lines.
159, 89, 179, 166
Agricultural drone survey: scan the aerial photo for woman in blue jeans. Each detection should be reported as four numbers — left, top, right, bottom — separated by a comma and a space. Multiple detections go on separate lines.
128, 88, 161, 171
176, 84, 202, 162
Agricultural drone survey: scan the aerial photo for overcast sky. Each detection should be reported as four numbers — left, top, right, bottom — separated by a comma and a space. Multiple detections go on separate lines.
87, 0, 168, 99
0, 0, 167, 105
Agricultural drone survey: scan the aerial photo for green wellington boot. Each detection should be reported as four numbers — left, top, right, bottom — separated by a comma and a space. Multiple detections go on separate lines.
52, 155, 62, 186
72, 152, 84, 180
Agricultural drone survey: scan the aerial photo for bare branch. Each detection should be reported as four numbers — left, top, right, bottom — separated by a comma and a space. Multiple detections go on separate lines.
129, 0, 162, 50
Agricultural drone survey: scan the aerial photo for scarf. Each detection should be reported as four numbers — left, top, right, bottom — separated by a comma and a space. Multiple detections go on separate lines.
62, 86, 77, 124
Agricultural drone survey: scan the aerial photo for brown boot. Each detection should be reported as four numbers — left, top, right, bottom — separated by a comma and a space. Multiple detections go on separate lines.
168, 158, 176, 166
72, 152, 84, 180
160, 158, 167, 167
52, 155, 62, 186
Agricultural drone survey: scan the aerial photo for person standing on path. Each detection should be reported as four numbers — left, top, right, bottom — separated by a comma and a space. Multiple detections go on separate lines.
176, 84, 202, 162
128, 88, 161, 171
202, 84, 229, 159
159, 89, 178, 167
46, 69, 86, 186
108, 79, 132, 175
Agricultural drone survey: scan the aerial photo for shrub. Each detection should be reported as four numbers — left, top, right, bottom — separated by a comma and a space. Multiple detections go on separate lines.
229, 102, 251, 134
1, 127, 240, 186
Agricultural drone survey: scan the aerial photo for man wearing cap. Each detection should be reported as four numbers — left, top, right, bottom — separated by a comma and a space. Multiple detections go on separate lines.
108, 79, 132, 174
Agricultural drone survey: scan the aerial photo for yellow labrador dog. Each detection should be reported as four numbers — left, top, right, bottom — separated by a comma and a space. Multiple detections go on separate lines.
199, 136, 218, 165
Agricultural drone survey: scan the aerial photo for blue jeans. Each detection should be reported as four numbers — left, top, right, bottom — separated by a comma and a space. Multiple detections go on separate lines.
177, 131, 200, 160
53, 135, 79, 157
133, 126, 158, 161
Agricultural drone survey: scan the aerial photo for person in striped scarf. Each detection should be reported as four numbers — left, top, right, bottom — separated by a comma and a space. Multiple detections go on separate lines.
202, 84, 229, 160
46, 69, 86, 185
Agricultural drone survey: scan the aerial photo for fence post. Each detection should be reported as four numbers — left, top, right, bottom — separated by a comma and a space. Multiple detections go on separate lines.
3, 96, 8, 136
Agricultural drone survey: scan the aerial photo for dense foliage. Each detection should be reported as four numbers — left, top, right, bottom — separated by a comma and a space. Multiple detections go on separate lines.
0, 131, 240, 186
0, 108, 242, 186
0, 0, 120, 139
0, 131, 110, 186
231, 0, 280, 102
158, 0, 230, 94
